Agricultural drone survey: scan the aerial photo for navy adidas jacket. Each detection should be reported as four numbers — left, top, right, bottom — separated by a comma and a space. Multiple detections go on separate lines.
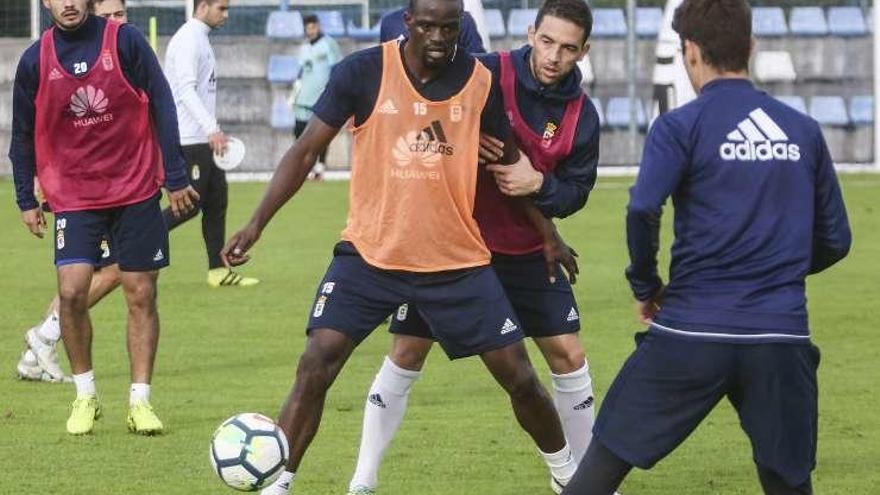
627, 79, 851, 343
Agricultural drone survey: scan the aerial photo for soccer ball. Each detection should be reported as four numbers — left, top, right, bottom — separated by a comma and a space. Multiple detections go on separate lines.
210, 413, 290, 491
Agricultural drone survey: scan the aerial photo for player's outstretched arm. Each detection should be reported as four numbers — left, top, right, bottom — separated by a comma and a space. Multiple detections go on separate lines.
221, 118, 339, 267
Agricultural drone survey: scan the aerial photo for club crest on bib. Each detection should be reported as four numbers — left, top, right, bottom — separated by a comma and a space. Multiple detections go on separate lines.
101, 51, 114, 71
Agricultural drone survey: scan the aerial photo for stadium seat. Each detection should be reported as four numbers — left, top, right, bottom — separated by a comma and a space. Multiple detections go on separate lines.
266, 55, 301, 84
789, 7, 829, 36
590, 97, 604, 128
636, 8, 662, 38
753, 51, 797, 83
828, 7, 867, 37
346, 20, 379, 41
592, 9, 627, 38
776, 95, 807, 115
606, 97, 647, 129
484, 9, 506, 39
752, 7, 788, 37
316, 10, 345, 38
266, 10, 304, 40
809, 96, 849, 126
507, 9, 537, 37
270, 98, 296, 130
849, 96, 873, 125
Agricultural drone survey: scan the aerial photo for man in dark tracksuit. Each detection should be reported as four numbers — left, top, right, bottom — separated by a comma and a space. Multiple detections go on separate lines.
562, 1, 851, 494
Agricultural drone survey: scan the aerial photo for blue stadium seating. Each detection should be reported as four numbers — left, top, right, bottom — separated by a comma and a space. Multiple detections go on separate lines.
267, 55, 301, 84
789, 7, 829, 36
592, 9, 627, 38
810, 96, 849, 126
752, 7, 788, 37
636, 8, 662, 38
828, 7, 867, 37
346, 20, 379, 41
776, 95, 807, 115
316, 10, 345, 38
484, 9, 506, 39
849, 96, 873, 125
590, 97, 604, 128
271, 99, 297, 130
507, 9, 536, 37
266, 10, 304, 40
606, 97, 646, 129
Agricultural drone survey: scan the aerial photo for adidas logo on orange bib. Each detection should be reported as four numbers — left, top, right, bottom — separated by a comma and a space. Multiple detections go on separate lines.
719, 108, 800, 162
391, 120, 456, 180
378, 99, 398, 114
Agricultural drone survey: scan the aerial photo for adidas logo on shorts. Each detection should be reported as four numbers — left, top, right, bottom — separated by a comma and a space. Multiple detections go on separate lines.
500, 318, 518, 335
153, 249, 164, 262
566, 307, 579, 322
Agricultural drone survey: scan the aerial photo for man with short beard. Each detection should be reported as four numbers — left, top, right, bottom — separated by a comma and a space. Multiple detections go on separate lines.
10, 0, 198, 435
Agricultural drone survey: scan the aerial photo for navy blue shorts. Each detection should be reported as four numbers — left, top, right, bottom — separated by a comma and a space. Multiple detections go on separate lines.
593, 329, 820, 487
306, 242, 524, 359
389, 252, 580, 339
54, 193, 169, 272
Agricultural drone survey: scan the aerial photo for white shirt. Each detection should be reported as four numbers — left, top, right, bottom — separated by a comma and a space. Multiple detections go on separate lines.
164, 18, 219, 145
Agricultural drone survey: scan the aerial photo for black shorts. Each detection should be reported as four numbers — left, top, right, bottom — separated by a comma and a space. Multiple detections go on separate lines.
593, 329, 820, 487
390, 252, 580, 339
54, 193, 169, 272
306, 242, 524, 359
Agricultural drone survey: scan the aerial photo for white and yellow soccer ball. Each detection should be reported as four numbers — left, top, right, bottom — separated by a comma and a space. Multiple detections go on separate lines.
210, 413, 290, 491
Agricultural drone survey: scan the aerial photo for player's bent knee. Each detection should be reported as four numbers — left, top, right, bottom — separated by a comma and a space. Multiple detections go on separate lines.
296, 329, 354, 389
506, 372, 545, 401
58, 284, 89, 310
389, 337, 431, 371
547, 349, 586, 375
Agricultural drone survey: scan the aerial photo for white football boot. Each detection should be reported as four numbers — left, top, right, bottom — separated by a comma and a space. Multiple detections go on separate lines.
25, 327, 66, 381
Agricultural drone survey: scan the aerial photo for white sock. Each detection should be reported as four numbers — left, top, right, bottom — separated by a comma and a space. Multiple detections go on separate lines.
37, 311, 61, 343
540, 443, 577, 484
349, 356, 421, 491
551, 362, 595, 464
261, 471, 295, 494
130, 383, 151, 405
73, 370, 96, 398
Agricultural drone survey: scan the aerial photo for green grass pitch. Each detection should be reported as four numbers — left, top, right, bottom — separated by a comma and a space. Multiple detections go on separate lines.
0, 175, 877, 494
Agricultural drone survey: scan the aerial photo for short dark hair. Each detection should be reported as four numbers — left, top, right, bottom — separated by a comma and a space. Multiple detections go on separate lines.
88, 0, 126, 10
672, 0, 751, 72
194, 0, 218, 11
407, 0, 463, 15
535, 0, 593, 43
303, 14, 318, 25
